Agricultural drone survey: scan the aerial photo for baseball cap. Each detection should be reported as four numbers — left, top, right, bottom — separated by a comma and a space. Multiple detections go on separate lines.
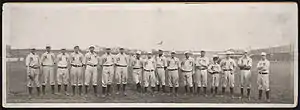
225, 51, 231, 55
46, 45, 51, 48
213, 55, 218, 58
106, 48, 111, 50
171, 50, 176, 54
184, 51, 190, 54
261, 52, 267, 56
89, 45, 95, 48
119, 48, 124, 50
136, 51, 141, 54
147, 51, 152, 54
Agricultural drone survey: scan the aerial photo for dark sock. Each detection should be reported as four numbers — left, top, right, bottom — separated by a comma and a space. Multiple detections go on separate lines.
93, 85, 97, 94
28, 87, 32, 95
203, 87, 207, 94
157, 85, 160, 91
64, 85, 68, 92
102, 87, 106, 95
144, 87, 148, 93
241, 88, 244, 97
51, 85, 55, 94
57, 85, 61, 93
42, 85, 46, 94
123, 84, 126, 92
85, 85, 88, 94
247, 88, 251, 98
266, 90, 270, 100
107, 85, 111, 94
170, 87, 173, 93
258, 90, 262, 100
197, 87, 201, 94
36, 87, 40, 95
117, 84, 120, 93
162, 85, 166, 93
185, 86, 188, 93
152, 87, 156, 92
175, 87, 178, 94
215, 87, 218, 94
222, 87, 225, 94
189, 87, 193, 94
211, 87, 214, 94
72, 86, 76, 95
78, 85, 82, 95
230, 87, 233, 96
136, 83, 139, 91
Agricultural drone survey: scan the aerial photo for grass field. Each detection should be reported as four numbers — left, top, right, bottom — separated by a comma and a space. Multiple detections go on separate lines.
5, 59, 294, 104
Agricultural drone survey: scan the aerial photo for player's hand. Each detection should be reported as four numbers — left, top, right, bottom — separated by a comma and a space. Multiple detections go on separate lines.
28, 75, 34, 80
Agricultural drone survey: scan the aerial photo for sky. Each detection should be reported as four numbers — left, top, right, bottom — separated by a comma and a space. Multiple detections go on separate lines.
3, 3, 297, 51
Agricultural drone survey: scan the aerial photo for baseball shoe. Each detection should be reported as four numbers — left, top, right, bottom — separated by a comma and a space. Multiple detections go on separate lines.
123, 92, 127, 96
101, 94, 106, 98
116, 92, 120, 95
238, 96, 242, 99
65, 92, 69, 96
204, 94, 208, 97
267, 99, 271, 102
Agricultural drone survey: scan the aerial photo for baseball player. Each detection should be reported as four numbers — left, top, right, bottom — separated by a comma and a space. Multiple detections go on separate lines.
25, 48, 41, 97
237, 50, 253, 100
70, 46, 84, 96
195, 50, 210, 96
208, 55, 222, 96
115, 48, 130, 96
131, 51, 143, 93
100, 48, 115, 97
56, 48, 70, 95
257, 52, 271, 102
181, 51, 195, 95
83, 45, 99, 96
40, 45, 56, 95
155, 49, 167, 93
220, 51, 237, 98
143, 51, 157, 96
166, 51, 180, 96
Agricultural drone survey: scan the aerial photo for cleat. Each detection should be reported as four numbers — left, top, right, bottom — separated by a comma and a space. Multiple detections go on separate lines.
116, 92, 120, 95
101, 94, 106, 98
267, 99, 271, 102
65, 92, 69, 96
124, 92, 127, 96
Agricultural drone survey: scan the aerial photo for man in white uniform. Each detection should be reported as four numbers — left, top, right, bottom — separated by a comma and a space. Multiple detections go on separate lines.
40, 45, 56, 95
181, 51, 195, 95
208, 55, 222, 96
237, 50, 253, 100
220, 51, 237, 98
257, 52, 271, 102
131, 51, 143, 93
56, 48, 70, 95
167, 51, 180, 96
100, 48, 115, 97
143, 51, 157, 96
25, 48, 41, 97
115, 48, 129, 96
70, 46, 84, 96
155, 49, 167, 93
195, 50, 210, 96
83, 45, 99, 96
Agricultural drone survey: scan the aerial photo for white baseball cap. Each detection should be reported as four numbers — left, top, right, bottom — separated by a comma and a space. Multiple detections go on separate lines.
244, 50, 248, 53
136, 51, 141, 54
147, 51, 152, 54
225, 51, 232, 55
171, 50, 176, 54
213, 55, 218, 58
184, 51, 190, 54
89, 45, 95, 48
261, 52, 267, 56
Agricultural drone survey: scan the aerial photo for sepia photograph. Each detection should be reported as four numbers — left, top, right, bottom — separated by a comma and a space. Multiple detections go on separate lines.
2, 2, 298, 108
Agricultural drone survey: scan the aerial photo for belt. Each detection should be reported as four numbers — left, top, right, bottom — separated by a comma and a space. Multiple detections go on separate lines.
198, 68, 207, 70
168, 69, 178, 71
157, 67, 164, 69
240, 68, 251, 70
58, 66, 68, 69
144, 69, 154, 72
116, 64, 127, 67
223, 69, 233, 71
259, 72, 268, 74
29, 66, 39, 69
71, 64, 82, 67
103, 65, 113, 67
88, 64, 97, 67
42, 65, 53, 67
133, 67, 142, 69
181, 70, 192, 72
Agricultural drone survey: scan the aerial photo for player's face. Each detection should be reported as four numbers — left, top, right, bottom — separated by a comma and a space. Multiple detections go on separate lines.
136, 54, 140, 58
158, 51, 163, 55
226, 54, 230, 58
89, 47, 94, 52
61, 49, 66, 53
74, 47, 79, 52
106, 49, 111, 53
147, 53, 152, 58
120, 49, 124, 53
46, 47, 51, 52
171, 53, 175, 57
262, 55, 266, 59
185, 53, 189, 58
201, 51, 205, 57
30, 49, 36, 53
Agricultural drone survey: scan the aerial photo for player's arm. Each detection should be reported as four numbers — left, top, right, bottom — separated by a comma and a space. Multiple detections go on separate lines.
40, 53, 45, 65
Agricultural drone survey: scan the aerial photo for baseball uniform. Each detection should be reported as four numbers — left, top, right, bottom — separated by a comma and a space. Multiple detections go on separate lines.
167, 56, 180, 88
181, 57, 195, 88
40, 52, 56, 86
257, 59, 270, 91
26, 52, 41, 88
238, 56, 252, 89
56, 53, 70, 86
220, 58, 237, 88
208, 62, 221, 88
100, 53, 115, 88
70, 52, 84, 86
131, 55, 143, 85
115, 53, 129, 85
155, 55, 167, 91
143, 57, 156, 88
83, 51, 99, 86
195, 56, 209, 88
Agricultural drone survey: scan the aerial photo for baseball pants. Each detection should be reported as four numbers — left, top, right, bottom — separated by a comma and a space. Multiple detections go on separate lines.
102, 66, 114, 87
240, 70, 251, 88
42, 66, 55, 85
70, 67, 83, 86
132, 69, 142, 84
143, 70, 156, 87
182, 71, 193, 87
156, 68, 166, 86
211, 73, 220, 87
168, 70, 179, 87
257, 73, 269, 91
85, 66, 98, 86
115, 66, 128, 84
195, 69, 208, 87
221, 71, 235, 87
57, 68, 69, 85
27, 68, 41, 87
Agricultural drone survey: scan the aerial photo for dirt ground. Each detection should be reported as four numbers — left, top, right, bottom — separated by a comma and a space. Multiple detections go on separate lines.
5, 60, 294, 104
